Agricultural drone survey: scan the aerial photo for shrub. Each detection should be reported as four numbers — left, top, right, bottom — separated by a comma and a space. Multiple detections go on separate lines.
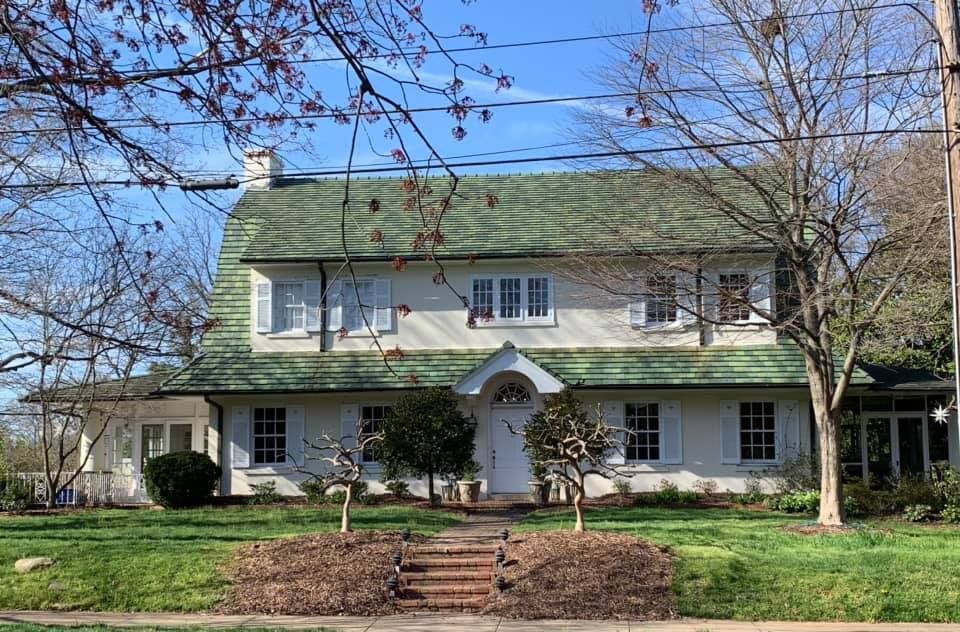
765, 454, 820, 493
650, 479, 681, 505
693, 478, 719, 496
677, 490, 698, 504
843, 480, 895, 516
0, 478, 31, 512
247, 480, 282, 505
903, 504, 933, 522
143, 451, 221, 508
932, 463, 960, 507
299, 479, 325, 504
769, 490, 820, 513
891, 474, 940, 511
941, 504, 960, 524
613, 479, 632, 497
384, 479, 409, 499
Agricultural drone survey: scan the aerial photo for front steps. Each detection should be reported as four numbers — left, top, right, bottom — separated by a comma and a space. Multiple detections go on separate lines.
397, 544, 498, 612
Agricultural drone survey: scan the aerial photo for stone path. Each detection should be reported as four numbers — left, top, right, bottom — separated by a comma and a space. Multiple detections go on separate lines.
429, 509, 524, 546
5, 610, 960, 631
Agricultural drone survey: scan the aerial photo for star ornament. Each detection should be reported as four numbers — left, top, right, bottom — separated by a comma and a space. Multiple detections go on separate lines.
931, 403, 953, 425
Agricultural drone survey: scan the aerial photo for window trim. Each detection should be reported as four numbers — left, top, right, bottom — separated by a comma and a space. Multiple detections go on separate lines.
624, 401, 663, 464
469, 273, 555, 327
737, 400, 778, 464
251, 405, 289, 466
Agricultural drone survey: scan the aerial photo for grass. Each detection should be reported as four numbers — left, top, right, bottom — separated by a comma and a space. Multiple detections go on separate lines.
519, 506, 960, 622
0, 505, 457, 612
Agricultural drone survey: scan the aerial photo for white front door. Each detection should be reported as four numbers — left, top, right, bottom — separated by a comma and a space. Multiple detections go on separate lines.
491, 407, 532, 493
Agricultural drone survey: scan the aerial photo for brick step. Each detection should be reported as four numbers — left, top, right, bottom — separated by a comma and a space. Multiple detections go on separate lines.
397, 596, 488, 611
409, 545, 500, 556
401, 570, 494, 585
401, 584, 492, 597
403, 558, 496, 571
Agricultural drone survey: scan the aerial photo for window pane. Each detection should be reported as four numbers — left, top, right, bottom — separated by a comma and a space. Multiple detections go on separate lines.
499, 278, 521, 319
472, 278, 494, 321
527, 277, 550, 318
718, 273, 751, 322
644, 275, 677, 324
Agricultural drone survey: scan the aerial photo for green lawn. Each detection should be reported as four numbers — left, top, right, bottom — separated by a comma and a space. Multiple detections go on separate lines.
0, 506, 457, 612
519, 507, 960, 622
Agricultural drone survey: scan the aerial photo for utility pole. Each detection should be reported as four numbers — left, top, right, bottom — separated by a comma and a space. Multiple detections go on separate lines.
935, 0, 960, 416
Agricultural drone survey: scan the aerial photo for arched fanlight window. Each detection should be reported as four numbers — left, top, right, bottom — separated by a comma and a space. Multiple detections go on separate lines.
493, 382, 531, 404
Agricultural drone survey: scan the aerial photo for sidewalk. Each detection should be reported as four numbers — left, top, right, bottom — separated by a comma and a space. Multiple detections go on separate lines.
4, 611, 960, 632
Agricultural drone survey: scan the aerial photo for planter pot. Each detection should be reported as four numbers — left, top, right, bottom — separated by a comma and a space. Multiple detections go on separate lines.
440, 483, 457, 502
540, 480, 553, 505
458, 480, 481, 503
528, 481, 545, 506
548, 481, 561, 503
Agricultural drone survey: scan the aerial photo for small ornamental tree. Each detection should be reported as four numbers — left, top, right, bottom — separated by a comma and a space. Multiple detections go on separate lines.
379, 387, 476, 506
507, 389, 628, 532
295, 421, 380, 533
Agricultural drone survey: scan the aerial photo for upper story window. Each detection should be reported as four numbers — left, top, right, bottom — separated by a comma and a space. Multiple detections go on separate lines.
471, 274, 554, 325
644, 275, 678, 326
327, 277, 393, 336
342, 279, 376, 333
493, 382, 531, 404
275, 282, 305, 332
718, 272, 753, 323
255, 279, 322, 335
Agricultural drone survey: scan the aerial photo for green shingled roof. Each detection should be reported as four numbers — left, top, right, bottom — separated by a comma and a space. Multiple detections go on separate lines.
236, 170, 777, 262
158, 345, 873, 394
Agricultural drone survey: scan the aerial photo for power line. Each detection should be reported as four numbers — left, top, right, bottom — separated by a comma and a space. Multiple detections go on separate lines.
5, 66, 937, 137
1, 127, 949, 190
94, 1, 923, 77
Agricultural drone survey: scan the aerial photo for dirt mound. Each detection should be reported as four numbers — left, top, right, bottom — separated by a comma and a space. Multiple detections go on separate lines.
482, 531, 676, 620
217, 531, 422, 616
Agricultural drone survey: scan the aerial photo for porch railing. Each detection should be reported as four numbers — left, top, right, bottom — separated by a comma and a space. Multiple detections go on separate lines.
1, 471, 151, 506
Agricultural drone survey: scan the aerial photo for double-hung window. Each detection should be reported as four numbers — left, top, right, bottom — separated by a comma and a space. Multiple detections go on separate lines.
718, 273, 752, 323
644, 275, 678, 326
253, 406, 287, 465
342, 279, 377, 333
274, 282, 305, 332
739, 401, 776, 463
359, 405, 391, 463
471, 274, 553, 324
625, 402, 660, 462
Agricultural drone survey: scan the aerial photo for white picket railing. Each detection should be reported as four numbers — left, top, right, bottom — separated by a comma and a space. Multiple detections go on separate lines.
2, 471, 151, 506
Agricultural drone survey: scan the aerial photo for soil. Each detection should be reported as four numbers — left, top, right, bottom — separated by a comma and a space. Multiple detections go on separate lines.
217, 531, 425, 616
482, 531, 676, 621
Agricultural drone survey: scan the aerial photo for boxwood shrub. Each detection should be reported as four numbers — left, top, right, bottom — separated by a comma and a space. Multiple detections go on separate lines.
143, 451, 221, 508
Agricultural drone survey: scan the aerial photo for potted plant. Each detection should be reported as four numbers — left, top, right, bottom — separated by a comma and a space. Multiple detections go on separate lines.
440, 474, 458, 502
528, 462, 548, 506
457, 459, 482, 503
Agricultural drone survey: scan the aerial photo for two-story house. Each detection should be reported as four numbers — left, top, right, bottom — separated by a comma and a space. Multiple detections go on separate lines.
78, 152, 959, 499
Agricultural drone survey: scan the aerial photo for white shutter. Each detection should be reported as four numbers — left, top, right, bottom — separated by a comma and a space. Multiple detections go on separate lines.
326, 280, 343, 332
603, 400, 625, 464
255, 282, 272, 333
777, 400, 800, 461
340, 404, 358, 449
231, 406, 250, 469
105, 433, 114, 469
546, 276, 555, 319
749, 271, 772, 322
628, 300, 646, 328
374, 278, 393, 332
660, 400, 683, 464
721, 400, 741, 464
286, 405, 305, 466
676, 272, 699, 326
304, 280, 322, 332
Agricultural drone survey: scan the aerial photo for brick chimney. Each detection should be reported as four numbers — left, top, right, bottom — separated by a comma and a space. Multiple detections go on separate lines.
244, 149, 283, 190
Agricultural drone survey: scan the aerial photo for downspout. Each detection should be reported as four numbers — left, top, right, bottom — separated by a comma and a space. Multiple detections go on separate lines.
319, 263, 327, 352
697, 267, 707, 347
204, 394, 225, 495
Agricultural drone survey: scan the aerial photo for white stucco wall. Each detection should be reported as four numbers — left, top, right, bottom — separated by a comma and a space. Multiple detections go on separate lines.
248, 257, 777, 353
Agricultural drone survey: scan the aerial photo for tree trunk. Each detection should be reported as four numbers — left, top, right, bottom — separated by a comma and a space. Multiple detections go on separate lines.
572, 469, 586, 532
341, 483, 353, 533
428, 471, 436, 506
810, 377, 845, 526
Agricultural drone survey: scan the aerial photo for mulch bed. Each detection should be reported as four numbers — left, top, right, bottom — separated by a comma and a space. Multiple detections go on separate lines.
217, 531, 425, 616
482, 531, 676, 621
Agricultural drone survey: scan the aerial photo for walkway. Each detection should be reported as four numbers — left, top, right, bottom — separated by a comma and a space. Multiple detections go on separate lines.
428, 508, 525, 546
5, 610, 960, 631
